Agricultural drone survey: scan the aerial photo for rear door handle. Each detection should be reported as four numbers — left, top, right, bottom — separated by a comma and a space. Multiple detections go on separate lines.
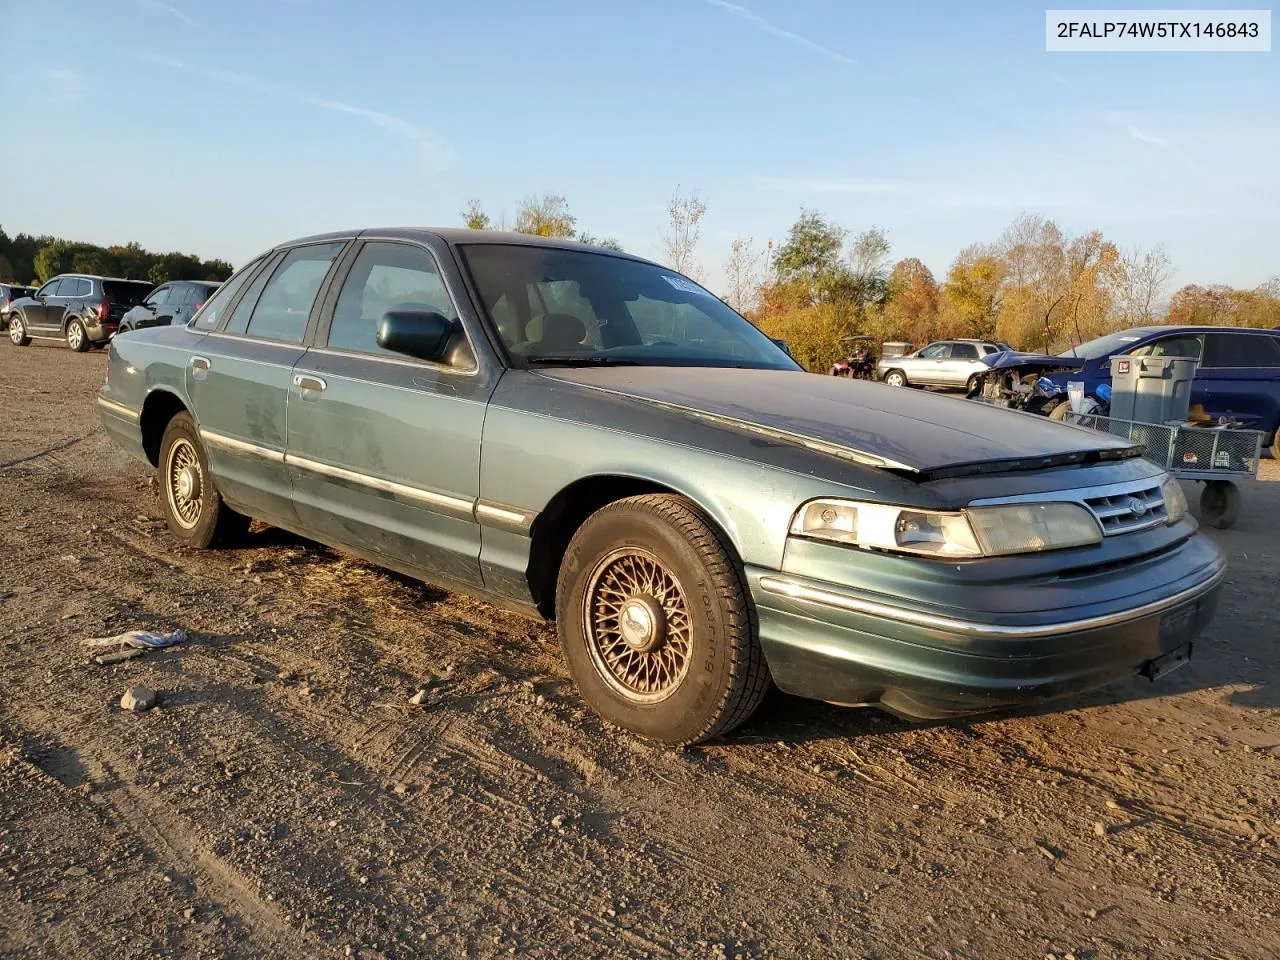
293, 374, 327, 393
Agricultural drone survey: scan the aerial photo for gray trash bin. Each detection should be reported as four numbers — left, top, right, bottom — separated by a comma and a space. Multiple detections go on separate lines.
1108, 355, 1198, 424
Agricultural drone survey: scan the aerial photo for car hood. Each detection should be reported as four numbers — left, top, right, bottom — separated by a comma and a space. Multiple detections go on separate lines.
539, 367, 1136, 476
981, 351, 1086, 373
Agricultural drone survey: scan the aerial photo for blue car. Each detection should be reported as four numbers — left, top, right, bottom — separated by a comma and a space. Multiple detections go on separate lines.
977, 326, 1280, 458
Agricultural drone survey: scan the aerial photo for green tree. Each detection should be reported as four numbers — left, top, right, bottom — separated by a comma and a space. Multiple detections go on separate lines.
576, 233, 623, 251
771, 209, 847, 307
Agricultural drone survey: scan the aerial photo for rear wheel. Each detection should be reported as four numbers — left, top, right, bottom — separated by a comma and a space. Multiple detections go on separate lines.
9, 315, 30, 346
66, 318, 90, 352
884, 369, 908, 388
158, 412, 251, 548
555, 494, 770, 745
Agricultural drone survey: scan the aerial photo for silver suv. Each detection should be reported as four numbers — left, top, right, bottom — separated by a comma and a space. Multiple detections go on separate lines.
878, 339, 1008, 390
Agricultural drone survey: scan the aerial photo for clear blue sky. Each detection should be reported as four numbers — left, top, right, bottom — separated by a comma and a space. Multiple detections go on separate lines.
2, 0, 1276, 293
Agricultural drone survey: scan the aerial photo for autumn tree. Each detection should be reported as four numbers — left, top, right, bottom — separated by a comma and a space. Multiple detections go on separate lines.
939, 245, 1006, 340
576, 233, 624, 251
462, 199, 491, 231
1115, 245, 1174, 324
660, 186, 706, 279
881, 258, 940, 343
514, 193, 576, 237
723, 237, 763, 314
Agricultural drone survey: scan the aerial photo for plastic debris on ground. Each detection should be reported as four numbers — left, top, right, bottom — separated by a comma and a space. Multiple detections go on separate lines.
84, 629, 188, 664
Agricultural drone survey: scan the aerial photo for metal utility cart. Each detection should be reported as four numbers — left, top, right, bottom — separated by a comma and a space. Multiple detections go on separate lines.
1066, 411, 1262, 529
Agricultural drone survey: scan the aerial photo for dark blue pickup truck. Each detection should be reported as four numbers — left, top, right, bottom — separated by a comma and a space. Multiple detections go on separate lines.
979, 326, 1280, 458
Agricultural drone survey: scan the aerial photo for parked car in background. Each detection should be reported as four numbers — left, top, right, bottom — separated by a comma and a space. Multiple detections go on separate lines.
98, 228, 1223, 746
879, 341, 914, 360
7, 274, 153, 351
877, 339, 1009, 390
1, 283, 37, 329
119, 280, 221, 333
975, 326, 1280, 458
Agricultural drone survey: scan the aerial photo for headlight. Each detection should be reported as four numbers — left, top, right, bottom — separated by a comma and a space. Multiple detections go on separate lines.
791, 499, 1102, 558
1162, 476, 1188, 525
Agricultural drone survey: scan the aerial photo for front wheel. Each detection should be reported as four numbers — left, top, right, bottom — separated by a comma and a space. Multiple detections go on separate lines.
965, 374, 983, 396
9, 315, 30, 346
158, 412, 251, 548
66, 318, 90, 352
884, 369, 908, 388
1199, 480, 1240, 530
555, 494, 771, 745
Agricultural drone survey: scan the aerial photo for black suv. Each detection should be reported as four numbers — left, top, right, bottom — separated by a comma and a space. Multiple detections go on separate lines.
1, 283, 36, 330
118, 280, 221, 333
7, 275, 153, 351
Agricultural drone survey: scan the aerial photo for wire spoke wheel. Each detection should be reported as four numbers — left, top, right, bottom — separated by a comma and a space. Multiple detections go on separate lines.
165, 437, 204, 529
583, 547, 692, 704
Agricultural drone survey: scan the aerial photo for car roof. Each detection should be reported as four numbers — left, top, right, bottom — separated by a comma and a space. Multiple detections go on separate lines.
48, 273, 152, 284
277, 227, 654, 263
1114, 324, 1280, 337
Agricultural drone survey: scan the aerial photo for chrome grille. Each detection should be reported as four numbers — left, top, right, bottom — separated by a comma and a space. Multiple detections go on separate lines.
1083, 482, 1167, 535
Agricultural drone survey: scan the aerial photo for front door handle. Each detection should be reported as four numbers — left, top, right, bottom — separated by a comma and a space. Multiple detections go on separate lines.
293, 374, 327, 393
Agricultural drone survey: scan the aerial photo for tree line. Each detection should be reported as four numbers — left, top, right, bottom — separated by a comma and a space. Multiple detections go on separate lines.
0, 226, 234, 288
460, 193, 1280, 373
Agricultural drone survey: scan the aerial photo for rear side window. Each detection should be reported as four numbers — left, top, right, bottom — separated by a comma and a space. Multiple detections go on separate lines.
244, 242, 344, 344
952, 343, 979, 359
328, 242, 453, 355
1204, 333, 1280, 368
224, 253, 285, 336
65, 277, 93, 297
191, 257, 266, 331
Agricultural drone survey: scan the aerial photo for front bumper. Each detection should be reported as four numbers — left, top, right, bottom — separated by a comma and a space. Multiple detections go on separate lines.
748, 533, 1226, 720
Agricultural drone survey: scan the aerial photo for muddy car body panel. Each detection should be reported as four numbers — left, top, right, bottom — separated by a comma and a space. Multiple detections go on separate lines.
97, 229, 1226, 728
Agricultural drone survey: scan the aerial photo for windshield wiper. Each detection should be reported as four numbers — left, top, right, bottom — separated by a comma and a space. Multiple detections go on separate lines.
526, 356, 639, 367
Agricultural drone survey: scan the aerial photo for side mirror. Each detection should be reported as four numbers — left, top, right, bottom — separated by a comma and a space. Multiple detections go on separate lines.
377, 309, 455, 362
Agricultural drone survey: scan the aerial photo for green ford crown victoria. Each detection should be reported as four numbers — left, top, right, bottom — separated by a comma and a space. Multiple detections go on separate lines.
98, 229, 1225, 744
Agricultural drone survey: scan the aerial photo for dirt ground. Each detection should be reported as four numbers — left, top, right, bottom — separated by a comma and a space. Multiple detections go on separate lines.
1, 344, 1277, 960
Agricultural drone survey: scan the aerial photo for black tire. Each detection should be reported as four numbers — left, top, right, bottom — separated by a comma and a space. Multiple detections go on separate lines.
1199, 480, 1240, 530
1048, 401, 1071, 421
965, 374, 982, 396
555, 494, 771, 745
157, 412, 251, 548
8, 314, 30, 347
883, 369, 908, 387
66, 318, 90, 352
1269, 431, 1279, 461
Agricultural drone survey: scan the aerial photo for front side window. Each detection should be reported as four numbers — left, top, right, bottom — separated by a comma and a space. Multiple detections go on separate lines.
37, 279, 65, 297
191, 256, 266, 331
328, 242, 453, 355
145, 286, 171, 308
244, 242, 344, 344
918, 343, 950, 359
460, 244, 796, 370
1132, 335, 1202, 360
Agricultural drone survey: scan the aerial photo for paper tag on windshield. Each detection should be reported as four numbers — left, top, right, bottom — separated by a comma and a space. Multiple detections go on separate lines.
662, 275, 711, 297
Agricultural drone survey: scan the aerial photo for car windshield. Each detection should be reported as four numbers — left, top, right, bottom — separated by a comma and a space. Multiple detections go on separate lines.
1059, 330, 1147, 360
460, 244, 798, 370
103, 280, 155, 304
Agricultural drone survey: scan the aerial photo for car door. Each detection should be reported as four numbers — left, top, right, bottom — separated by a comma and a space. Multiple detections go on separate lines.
909, 342, 951, 385
286, 238, 496, 587
186, 241, 347, 527
945, 342, 981, 387
1197, 332, 1280, 431
26, 278, 65, 331
135, 284, 170, 328
57, 277, 91, 331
